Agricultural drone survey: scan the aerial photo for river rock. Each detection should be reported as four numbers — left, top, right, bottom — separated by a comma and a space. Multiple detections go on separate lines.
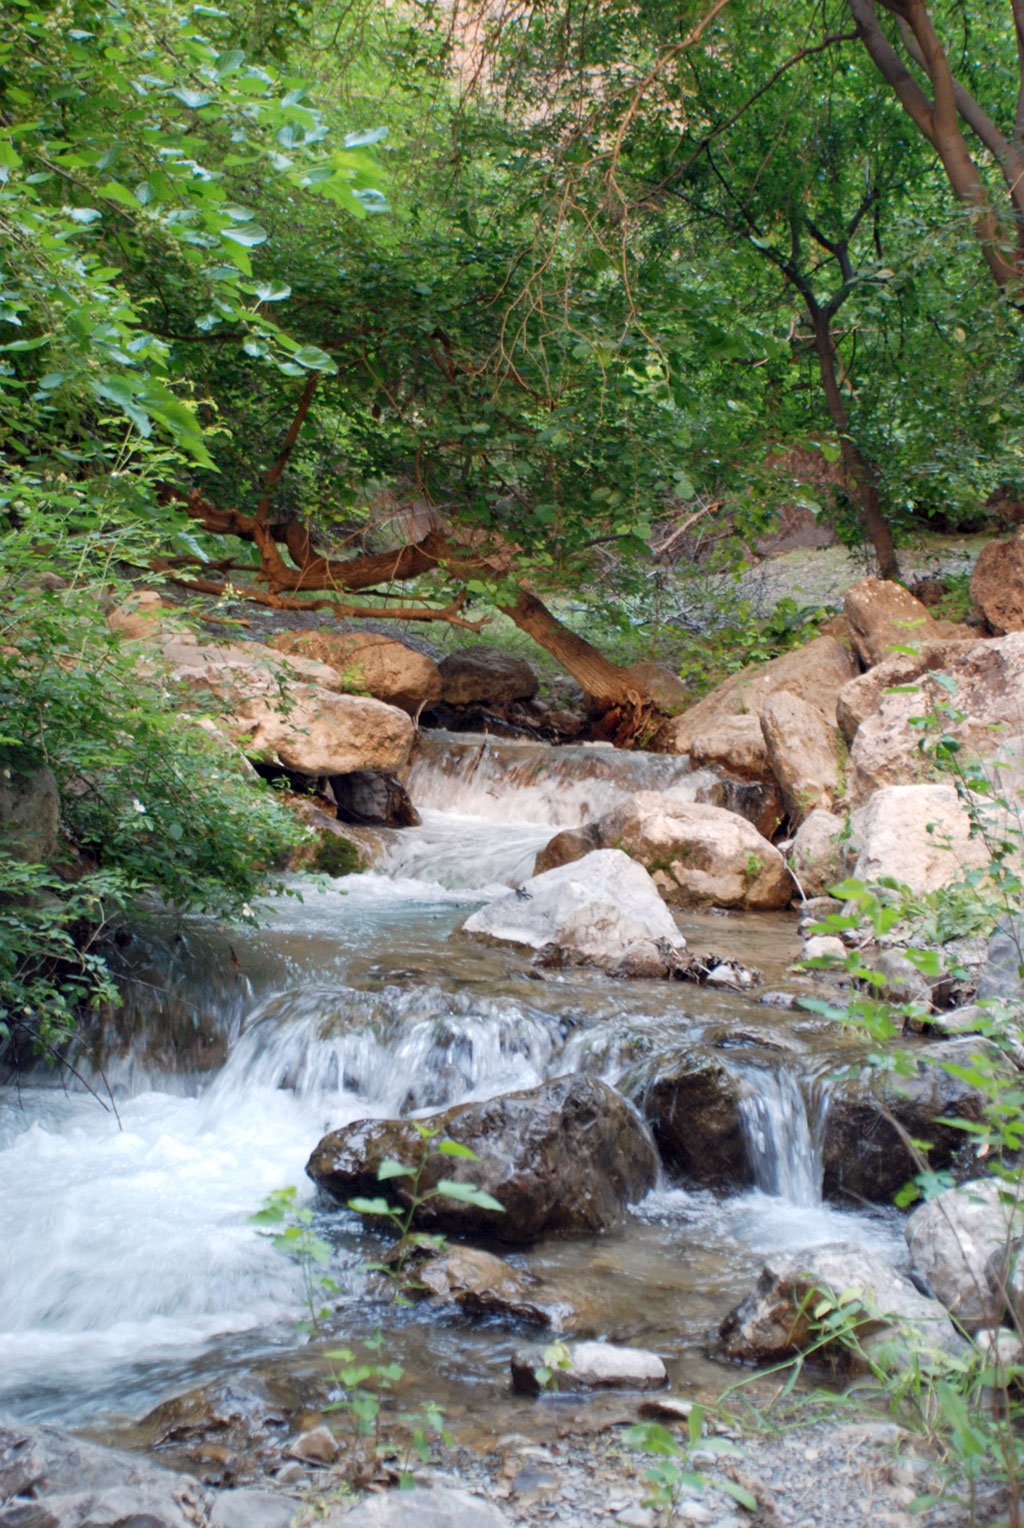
587, 794, 792, 910
630, 1048, 751, 1190
270, 630, 442, 716
210, 1489, 296, 1528
846, 632, 1024, 802
438, 647, 537, 707
411, 1245, 556, 1325
760, 691, 841, 825
848, 784, 990, 893
654, 635, 858, 755
720, 1243, 964, 1365
329, 1487, 511, 1528
823, 1043, 989, 1203
843, 577, 963, 668
307, 1074, 660, 1244
788, 809, 847, 898
0, 1421, 206, 1528
688, 715, 769, 778
0, 761, 59, 863
977, 915, 1024, 1006
462, 849, 686, 968
971, 525, 1024, 634
330, 770, 419, 827
835, 643, 966, 745
510, 1340, 667, 1395
905, 1178, 1017, 1331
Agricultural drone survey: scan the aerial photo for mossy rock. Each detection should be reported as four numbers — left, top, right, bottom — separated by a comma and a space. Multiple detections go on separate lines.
312, 833, 362, 877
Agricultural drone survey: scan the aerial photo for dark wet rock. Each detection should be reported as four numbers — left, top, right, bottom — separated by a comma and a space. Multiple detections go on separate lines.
510, 1340, 667, 1395
438, 648, 538, 708
715, 774, 786, 841
329, 769, 420, 828
533, 825, 602, 876
631, 1050, 752, 1191
823, 1043, 990, 1203
328, 1486, 512, 1528
307, 1074, 659, 1244
720, 1243, 965, 1367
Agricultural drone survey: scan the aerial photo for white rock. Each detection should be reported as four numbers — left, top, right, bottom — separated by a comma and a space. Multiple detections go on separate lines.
906, 1178, 1021, 1331
461, 849, 685, 969
850, 784, 990, 894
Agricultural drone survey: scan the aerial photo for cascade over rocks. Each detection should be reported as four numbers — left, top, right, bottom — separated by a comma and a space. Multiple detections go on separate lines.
720, 1244, 965, 1366
631, 1048, 753, 1190
306, 1074, 660, 1244
842, 577, 964, 668
269, 630, 442, 717
461, 848, 687, 970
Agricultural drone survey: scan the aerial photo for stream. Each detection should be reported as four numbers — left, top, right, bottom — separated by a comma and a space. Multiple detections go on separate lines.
0, 733, 903, 1457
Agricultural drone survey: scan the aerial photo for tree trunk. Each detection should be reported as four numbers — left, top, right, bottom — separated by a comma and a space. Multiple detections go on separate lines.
502, 588, 654, 744
807, 308, 902, 581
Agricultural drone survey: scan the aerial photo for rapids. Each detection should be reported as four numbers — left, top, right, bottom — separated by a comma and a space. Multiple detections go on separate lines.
0, 732, 902, 1438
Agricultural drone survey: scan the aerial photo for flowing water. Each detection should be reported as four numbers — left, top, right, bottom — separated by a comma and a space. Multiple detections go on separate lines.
0, 732, 901, 1445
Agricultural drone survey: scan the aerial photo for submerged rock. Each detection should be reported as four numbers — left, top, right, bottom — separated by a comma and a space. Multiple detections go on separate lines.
307, 1074, 659, 1244
461, 849, 686, 970
409, 1245, 558, 1326
720, 1243, 964, 1367
510, 1340, 667, 1395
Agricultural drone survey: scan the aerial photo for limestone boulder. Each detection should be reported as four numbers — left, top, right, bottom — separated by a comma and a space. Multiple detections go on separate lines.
846, 633, 1024, 802
849, 784, 990, 894
510, 1340, 666, 1395
307, 1074, 660, 1244
589, 793, 792, 910
789, 809, 848, 898
835, 643, 969, 745
905, 1178, 1018, 1331
688, 714, 768, 778
843, 577, 965, 668
461, 848, 686, 969
626, 662, 690, 715
438, 646, 537, 707
270, 630, 442, 717
760, 691, 841, 825
971, 526, 1024, 634
720, 1243, 964, 1365
654, 635, 858, 755
0, 761, 59, 863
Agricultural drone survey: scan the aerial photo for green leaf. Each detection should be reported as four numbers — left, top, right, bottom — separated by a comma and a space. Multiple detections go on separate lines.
377, 1159, 413, 1180
437, 1140, 479, 1159
433, 1178, 504, 1212
348, 1196, 394, 1217
222, 224, 268, 248
170, 87, 214, 109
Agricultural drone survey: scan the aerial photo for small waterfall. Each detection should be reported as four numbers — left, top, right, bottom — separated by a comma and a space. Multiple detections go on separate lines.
737, 1068, 829, 1207
406, 731, 723, 826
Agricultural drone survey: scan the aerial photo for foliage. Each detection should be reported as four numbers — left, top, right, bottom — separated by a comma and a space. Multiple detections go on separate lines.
255, 1125, 502, 1484
312, 834, 362, 878
624, 1409, 756, 1517
0, 530, 307, 1057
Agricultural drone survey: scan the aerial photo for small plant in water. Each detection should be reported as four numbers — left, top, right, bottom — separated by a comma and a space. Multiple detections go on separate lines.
255, 1123, 503, 1485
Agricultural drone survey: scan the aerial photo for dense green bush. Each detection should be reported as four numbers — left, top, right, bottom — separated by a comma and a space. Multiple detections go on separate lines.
0, 543, 307, 1059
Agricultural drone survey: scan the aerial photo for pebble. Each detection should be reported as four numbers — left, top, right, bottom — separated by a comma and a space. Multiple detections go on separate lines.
614, 1509, 654, 1528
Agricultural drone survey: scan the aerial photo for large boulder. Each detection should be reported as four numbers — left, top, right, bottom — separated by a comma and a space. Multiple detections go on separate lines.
688, 714, 769, 778
760, 691, 841, 825
720, 1244, 964, 1365
155, 634, 416, 777
905, 1178, 1017, 1331
0, 761, 59, 863
306, 1074, 660, 1244
835, 642, 969, 746
843, 577, 965, 668
438, 647, 538, 707
846, 633, 1024, 803
971, 526, 1024, 635
584, 794, 792, 910
848, 784, 990, 894
461, 848, 686, 969
270, 630, 442, 717
788, 809, 848, 898
654, 635, 858, 755
822, 1043, 989, 1203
